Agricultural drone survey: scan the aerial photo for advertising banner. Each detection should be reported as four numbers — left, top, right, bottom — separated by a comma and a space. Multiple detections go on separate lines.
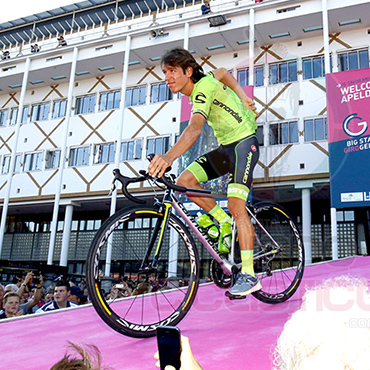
326, 68, 370, 208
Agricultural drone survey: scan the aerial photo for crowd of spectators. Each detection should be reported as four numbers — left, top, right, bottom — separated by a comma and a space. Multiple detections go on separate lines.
0, 271, 156, 320
0, 271, 90, 320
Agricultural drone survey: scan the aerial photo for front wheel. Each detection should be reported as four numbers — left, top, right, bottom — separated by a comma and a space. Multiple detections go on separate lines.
251, 202, 305, 304
86, 205, 200, 338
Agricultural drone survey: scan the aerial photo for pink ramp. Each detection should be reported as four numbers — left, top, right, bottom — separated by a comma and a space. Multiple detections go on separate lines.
0, 256, 369, 370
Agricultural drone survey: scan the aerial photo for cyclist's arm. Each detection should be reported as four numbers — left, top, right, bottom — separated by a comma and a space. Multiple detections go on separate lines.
148, 113, 205, 178
212, 67, 257, 115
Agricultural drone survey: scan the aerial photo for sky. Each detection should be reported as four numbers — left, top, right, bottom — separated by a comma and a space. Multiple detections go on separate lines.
0, 0, 76, 24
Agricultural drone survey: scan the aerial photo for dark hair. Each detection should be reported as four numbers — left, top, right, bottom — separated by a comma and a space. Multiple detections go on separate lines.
161, 47, 205, 83
55, 281, 70, 291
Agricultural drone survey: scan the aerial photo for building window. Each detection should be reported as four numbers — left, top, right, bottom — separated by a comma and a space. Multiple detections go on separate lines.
24, 152, 43, 172
269, 61, 298, 85
147, 136, 170, 156
302, 55, 331, 79
270, 120, 299, 145
237, 66, 264, 87
52, 100, 67, 119
150, 83, 173, 103
0, 110, 8, 127
10, 107, 28, 125
125, 86, 146, 107
75, 95, 96, 115
93, 143, 115, 164
338, 49, 369, 71
99, 90, 121, 111
45, 149, 61, 169
304, 117, 327, 141
256, 125, 264, 146
69, 146, 90, 166
120, 139, 142, 161
31, 102, 49, 122
2, 154, 21, 174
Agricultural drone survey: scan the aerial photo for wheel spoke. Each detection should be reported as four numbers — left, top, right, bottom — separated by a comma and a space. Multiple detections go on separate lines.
87, 206, 199, 338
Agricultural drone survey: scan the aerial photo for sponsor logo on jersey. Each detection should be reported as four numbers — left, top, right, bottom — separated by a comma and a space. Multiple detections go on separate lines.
195, 92, 207, 104
212, 99, 242, 123
251, 145, 257, 152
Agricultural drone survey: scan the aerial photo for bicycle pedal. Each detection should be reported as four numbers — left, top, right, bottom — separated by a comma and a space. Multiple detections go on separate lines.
225, 291, 247, 300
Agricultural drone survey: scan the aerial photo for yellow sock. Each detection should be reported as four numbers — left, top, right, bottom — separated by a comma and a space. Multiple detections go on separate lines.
209, 204, 231, 224
241, 250, 255, 276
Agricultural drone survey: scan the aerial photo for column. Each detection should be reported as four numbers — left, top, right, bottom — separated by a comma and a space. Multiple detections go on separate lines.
249, 8, 255, 86
321, 0, 331, 74
302, 188, 312, 265
48, 47, 79, 265
60, 203, 77, 266
331, 207, 338, 260
105, 35, 131, 277
0, 57, 31, 254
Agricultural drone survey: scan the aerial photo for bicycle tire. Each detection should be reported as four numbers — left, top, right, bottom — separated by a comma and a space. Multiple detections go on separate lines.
86, 205, 200, 338
251, 201, 305, 304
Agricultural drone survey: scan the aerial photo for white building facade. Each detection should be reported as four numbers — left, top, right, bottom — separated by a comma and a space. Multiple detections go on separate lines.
0, 0, 368, 275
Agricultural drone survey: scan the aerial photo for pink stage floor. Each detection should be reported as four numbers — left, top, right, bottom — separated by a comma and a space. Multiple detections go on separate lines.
1, 256, 369, 370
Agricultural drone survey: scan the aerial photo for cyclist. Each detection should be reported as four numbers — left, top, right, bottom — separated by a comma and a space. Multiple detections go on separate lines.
148, 47, 261, 298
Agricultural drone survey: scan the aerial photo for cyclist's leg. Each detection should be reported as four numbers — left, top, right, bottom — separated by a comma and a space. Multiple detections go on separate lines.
177, 149, 229, 213
225, 135, 261, 297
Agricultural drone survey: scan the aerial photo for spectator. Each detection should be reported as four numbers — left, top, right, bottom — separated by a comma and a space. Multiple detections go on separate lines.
0, 284, 5, 309
37, 281, 78, 313
201, 1, 211, 15
31, 44, 40, 53
57, 35, 67, 47
18, 273, 44, 314
132, 282, 151, 296
154, 335, 203, 370
69, 286, 88, 305
50, 342, 112, 370
29, 285, 45, 313
16, 272, 44, 314
108, 282, 131, 300
45, 291, 54, 304
4, 283, 18, 294
0, 292, 23, 319
274, 277, 370, 369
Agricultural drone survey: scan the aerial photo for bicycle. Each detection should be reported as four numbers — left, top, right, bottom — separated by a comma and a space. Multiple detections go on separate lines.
86, 163, 305, 338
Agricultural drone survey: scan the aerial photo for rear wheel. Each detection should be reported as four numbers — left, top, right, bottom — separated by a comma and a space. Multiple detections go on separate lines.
86, 205, 200, 338
251, 202, 304, 304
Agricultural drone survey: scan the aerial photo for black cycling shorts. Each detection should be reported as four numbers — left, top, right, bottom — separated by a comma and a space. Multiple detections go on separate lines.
186, 135, 259, 201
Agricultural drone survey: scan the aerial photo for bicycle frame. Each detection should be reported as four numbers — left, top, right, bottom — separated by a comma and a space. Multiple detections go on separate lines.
113, 168, 283, 278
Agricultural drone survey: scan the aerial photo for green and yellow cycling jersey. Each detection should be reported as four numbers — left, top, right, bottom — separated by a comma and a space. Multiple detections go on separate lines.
189, 72, 257, 145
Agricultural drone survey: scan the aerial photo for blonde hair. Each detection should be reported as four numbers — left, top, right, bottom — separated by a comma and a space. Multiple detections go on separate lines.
274, 277, 370, 370
3, 292, 20, 305
50, 342, 112, 370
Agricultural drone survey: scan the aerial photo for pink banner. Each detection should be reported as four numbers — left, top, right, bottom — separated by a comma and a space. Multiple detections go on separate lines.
326, 69, 370, 144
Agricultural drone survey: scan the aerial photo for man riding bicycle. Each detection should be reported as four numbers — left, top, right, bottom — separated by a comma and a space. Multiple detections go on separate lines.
148, 47, 261, 298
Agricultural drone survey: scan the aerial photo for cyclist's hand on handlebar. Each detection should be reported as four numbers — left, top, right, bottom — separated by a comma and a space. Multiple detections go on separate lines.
148, 154, 173, 179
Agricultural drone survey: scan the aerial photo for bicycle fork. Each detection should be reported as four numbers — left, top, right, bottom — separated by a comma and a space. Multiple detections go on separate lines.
139, 200, 172, 273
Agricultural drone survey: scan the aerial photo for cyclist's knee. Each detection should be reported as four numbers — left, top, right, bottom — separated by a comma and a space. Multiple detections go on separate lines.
228, 197, 247, 220
177, 170, 198, 188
